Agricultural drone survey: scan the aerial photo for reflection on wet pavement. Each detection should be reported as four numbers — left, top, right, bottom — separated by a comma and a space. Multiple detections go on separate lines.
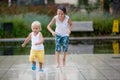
1, 54, 120, 80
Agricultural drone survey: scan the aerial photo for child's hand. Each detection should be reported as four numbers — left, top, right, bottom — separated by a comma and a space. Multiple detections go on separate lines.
22, 43, 26, 47
52, 32, 56, 36
68, 30, 71, 35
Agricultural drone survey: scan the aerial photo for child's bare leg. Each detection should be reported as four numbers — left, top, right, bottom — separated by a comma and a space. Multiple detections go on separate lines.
39, 62, 43, 69
63, 52, 66, 67
32, 61, 36, 65
56, 52, 60, 68
39, 62, 44, 72
32, 61, 36, 70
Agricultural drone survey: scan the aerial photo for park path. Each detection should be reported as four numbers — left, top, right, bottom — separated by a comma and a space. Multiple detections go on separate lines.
0, 54, 120, 80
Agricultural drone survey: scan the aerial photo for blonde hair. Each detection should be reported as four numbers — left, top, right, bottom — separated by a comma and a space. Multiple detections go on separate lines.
31, 21, 41, 30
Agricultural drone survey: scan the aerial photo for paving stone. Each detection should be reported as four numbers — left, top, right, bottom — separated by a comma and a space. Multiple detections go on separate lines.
0, 54, 120, 80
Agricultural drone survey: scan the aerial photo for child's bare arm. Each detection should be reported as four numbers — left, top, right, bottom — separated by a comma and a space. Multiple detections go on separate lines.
47, 17, 56, 36
22, 33, 31, 47
68, 18, 73, 34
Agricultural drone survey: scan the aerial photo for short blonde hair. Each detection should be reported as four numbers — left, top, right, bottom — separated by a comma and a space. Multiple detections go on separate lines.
31, 21, 41, 30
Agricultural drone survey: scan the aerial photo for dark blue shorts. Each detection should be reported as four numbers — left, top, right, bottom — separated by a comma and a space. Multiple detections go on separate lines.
55, 34, 69, 52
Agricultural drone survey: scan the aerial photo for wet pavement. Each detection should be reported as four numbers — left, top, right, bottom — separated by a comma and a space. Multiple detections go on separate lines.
0, 54, 120, 80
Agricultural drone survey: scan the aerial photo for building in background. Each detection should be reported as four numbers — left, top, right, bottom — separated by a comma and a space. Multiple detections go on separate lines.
55, 0, 78, 7
0, 0, 97, 7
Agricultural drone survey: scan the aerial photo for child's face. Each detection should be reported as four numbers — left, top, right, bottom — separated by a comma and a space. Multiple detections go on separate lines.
57, 9, 65, 19
32, 26, 40, 33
